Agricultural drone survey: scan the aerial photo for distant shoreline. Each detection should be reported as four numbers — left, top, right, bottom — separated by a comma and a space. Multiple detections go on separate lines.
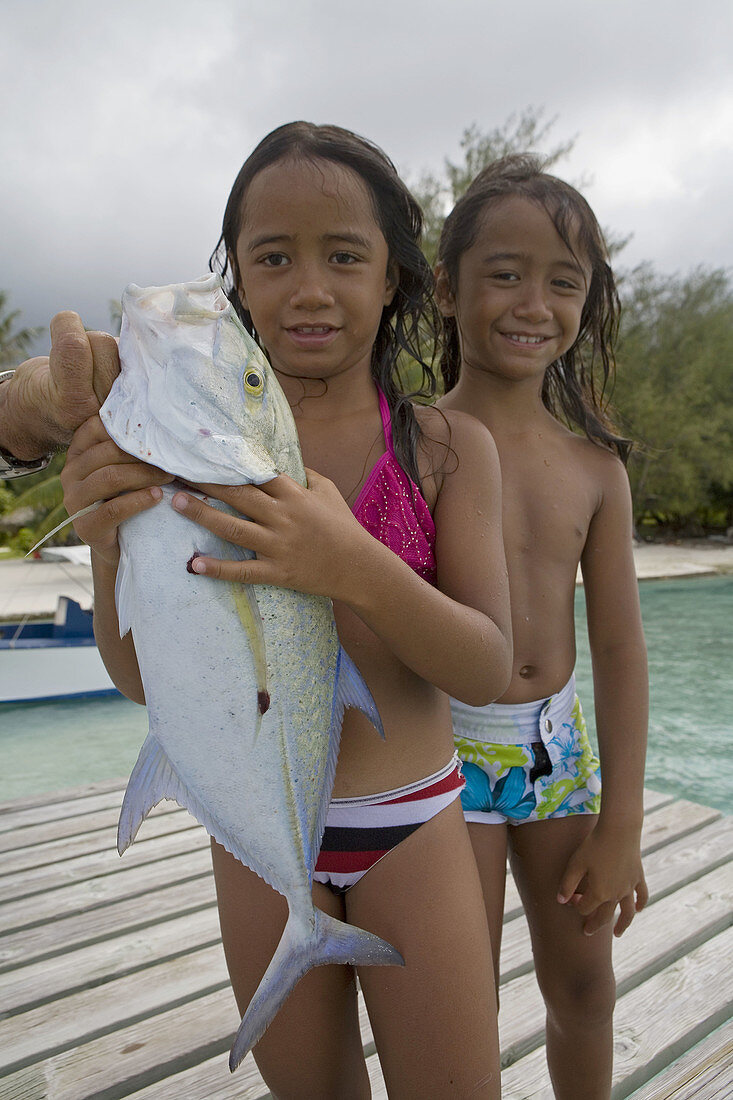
1, 540, 732, 621
630, 539, 733, 581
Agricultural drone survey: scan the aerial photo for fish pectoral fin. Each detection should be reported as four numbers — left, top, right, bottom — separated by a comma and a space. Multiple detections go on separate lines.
334, 645, 384, 738
117, 733, 174, 853
115, 537, 134, 637
229, 907, 403, 1070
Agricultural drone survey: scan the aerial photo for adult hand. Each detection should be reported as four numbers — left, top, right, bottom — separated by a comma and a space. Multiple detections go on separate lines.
0, 312, 120, 460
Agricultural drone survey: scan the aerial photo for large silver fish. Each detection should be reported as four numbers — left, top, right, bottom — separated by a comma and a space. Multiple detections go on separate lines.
100, 274, 401, 1069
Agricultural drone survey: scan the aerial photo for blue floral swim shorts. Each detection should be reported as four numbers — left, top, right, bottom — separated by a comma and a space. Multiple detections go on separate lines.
451, 674, 601, 825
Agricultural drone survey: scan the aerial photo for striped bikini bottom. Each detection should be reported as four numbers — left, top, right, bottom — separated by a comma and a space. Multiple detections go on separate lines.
313, 754, 465, 893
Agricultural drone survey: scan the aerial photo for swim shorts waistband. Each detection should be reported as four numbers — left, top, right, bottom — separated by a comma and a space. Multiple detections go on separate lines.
450, 674, 577, 745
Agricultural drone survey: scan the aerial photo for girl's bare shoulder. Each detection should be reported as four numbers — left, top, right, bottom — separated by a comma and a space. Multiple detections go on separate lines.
559, 424, 628, 475
412, 404, 500, 503
414, 403, 498, 456
562, 431, 632, 520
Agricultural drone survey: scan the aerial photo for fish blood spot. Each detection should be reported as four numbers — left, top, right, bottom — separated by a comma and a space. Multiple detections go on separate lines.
186, 552, 202, 574
258, 690, 271, 715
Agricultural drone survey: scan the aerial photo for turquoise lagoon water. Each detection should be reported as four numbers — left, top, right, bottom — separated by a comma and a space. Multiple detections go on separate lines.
1, 574, 731, 811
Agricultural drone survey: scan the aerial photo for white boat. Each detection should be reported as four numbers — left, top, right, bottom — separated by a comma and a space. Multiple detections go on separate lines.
0, 548, 119, 704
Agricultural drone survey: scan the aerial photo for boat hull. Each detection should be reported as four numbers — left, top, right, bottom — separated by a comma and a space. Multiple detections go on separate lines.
0, 598, 119, 704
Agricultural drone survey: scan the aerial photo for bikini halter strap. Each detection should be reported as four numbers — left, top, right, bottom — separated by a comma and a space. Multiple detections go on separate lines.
377, 388, 394, 455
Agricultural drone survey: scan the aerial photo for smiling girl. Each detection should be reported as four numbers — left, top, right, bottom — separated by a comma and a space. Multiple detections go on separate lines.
60, 123, 513, 1098
436, 154, 649, 1099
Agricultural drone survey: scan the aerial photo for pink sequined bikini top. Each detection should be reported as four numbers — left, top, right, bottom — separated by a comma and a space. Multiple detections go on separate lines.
351, 389, 437, 586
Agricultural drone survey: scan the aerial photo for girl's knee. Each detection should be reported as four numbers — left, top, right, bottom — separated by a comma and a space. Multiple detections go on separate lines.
542, 967, 616, 1028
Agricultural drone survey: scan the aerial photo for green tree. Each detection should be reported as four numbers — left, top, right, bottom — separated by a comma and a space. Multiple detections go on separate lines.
109, 299, 122, 336
0, 453, 72, 549
412, 107, 576, 267
614, 265, 733, 531
0, 290, 42, 368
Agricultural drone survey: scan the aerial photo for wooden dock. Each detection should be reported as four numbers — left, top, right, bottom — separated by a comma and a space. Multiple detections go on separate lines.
0, 781, 730, 1099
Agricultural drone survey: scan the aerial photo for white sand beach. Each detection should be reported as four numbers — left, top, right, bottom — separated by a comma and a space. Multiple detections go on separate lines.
0, 539, 732, 620
629, 539, 733, 580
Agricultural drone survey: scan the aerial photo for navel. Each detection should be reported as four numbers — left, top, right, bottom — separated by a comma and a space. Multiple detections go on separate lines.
519, 664, 536, 679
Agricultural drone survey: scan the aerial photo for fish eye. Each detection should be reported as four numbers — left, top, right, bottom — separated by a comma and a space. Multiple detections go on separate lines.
242, 368, 264, 396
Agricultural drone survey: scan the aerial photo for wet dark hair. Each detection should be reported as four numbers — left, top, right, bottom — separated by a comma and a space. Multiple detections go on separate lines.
438, 154, 631, 462
210, 121, 441, 486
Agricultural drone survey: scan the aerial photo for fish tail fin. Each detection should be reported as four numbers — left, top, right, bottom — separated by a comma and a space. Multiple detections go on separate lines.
229, 907, 402, 1070
334, 645, 384, 739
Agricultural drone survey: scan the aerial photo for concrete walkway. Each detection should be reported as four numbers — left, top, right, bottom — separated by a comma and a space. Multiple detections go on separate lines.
1, 540, 732, 620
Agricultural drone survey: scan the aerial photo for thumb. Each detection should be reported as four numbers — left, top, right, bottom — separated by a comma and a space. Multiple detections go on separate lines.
557, 855, 586, 905
87, 331, 121, 405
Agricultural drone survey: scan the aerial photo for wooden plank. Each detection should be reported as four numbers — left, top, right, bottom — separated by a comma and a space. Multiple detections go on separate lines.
3, 798, 725, 977
0, 787, 127, 832
0, 827, 210, 902
612, 862, 733, 995
2, 907, 221, 1014
6, 798, 720, 992
0, 943, 230, 1070
641, 814, 733, 901
125, 996, 380, 1099
499, 927, 733, 1099
627, 1018, 733, 1099
0, 802, 182, 855
3, 883, 729, 1099
123, 1051, 270, 1100
608, 926, 733, 1098
0, 812, 202, 875
0, 848, 213, 939
0, 875, 216, 970
0, 988, 238, 1100
635, 798, 721, 854
0, 806, 124, 855
640, 789, 677, 813
0, 989, 372, 1099
0, 778, 125, 818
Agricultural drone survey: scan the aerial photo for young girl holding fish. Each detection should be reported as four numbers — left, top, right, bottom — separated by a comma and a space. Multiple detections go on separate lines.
61, 122, 513, 1098
435, 154, 648, 1099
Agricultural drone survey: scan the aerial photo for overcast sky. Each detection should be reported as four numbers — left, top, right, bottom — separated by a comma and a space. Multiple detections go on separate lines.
3, 0, 732, 356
